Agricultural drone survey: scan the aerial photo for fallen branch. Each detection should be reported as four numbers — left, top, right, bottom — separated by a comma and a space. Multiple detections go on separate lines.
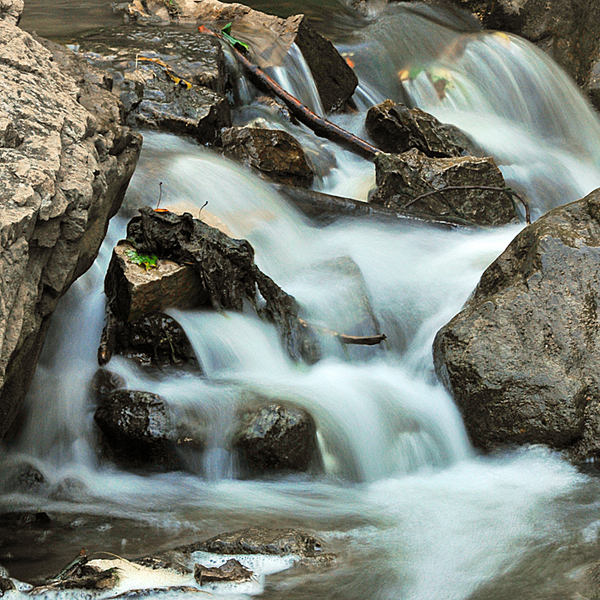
299, 318, 386, 346
405, 185, 532, 225
198, 25, 380, 160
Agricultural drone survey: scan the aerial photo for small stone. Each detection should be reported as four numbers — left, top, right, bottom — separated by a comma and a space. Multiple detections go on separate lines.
194, 559, 253, 584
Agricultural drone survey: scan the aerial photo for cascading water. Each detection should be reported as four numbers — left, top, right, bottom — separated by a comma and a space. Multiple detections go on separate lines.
5, 2, 600, 597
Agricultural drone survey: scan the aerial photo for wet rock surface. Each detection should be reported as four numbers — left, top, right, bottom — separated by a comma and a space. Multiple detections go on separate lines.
90, 368, 126, 405
433, 188, 600, 458
370, 149, 518, 227
124, 208, 320, 363
183, 527, 326, 557
195, 558, 253, 584
80, 27, 230, 143
365, 99, 477, 158
221, 126, 314, 187
94, 389, 202, 470
0, 19, 140, 439
233, 402, 320, 476
113, 312, 201, 374
121, 0, 358, 112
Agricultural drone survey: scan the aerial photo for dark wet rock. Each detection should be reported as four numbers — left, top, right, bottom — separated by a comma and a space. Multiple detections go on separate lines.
0, 575, 14, 595
233, 402, 320, 475
0, 22, 140, 439
365, 99, 477, 158
221, 126, 314, 187
194, 558, 253, 584
433, 188, 600, 458
184, 527, 326, 557
105, 240, 207, 324
446, 0, 600, 91
370, 149, 519, 227
91, 369, 126, 405
1, 463, 47, 493
113, 312, 201, 374
121, 0, 358, 112
0, 511, 51, 528
47, 565, 117, 591
78, 28, 230, 143
589, 59, 600, 112
94, 389, 200, 470
133, 556, 191, 575
125, 208, 320, 364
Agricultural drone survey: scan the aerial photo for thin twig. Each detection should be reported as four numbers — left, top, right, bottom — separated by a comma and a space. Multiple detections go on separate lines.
404, 185, 531, 224
299, 318, 386, 346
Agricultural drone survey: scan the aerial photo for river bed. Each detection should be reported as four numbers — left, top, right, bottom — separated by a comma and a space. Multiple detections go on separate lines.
5, 0, 600, 597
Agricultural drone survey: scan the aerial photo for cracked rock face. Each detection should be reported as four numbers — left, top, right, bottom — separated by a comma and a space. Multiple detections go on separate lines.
0, 20, 141, 438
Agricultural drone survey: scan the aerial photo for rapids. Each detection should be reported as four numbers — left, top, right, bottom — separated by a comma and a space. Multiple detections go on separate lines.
5, 1, 600, 597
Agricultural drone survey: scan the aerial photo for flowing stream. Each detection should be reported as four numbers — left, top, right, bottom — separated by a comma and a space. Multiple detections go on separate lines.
6, 1, 600, 597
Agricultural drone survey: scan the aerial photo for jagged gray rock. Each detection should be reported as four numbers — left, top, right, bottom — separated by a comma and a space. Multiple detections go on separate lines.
0, 18, 141, 438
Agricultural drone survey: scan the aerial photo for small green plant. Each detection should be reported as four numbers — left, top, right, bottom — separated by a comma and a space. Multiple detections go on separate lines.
221, 22, 250, 53
126, 249, 158, 271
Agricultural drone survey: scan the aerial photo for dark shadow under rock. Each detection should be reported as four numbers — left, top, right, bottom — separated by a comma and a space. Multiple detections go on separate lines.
233, 401, 321, 476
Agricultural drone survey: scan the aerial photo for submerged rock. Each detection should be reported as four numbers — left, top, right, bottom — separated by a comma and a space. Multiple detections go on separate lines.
0, 16, 140, 439
433, 188, 600, 459
194, 558, 253, 584
365, 99, 477, 158
184, 527, 326, 557
120, 0, 358, 112
233, 402, 320, 476
90, 368, 126, 405
221, 126, 314, 187
370, 149, 519, 226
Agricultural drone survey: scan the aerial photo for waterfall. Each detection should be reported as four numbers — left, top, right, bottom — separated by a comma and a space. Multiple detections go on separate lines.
5, 3, 600, 596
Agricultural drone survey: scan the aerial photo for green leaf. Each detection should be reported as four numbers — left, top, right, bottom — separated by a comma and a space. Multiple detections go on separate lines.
220, 23, 250, 53
125, 249, 158, 271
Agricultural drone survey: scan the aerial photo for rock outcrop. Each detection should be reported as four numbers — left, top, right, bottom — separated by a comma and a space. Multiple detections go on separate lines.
0, 10, 141, 438
433, 188, 600, 460
365, 99, 477, 158
370, 150, 518, 227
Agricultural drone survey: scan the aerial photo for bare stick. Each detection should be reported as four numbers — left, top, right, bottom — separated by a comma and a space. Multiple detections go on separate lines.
199, 25, 380, 160
299, 318, 386, 346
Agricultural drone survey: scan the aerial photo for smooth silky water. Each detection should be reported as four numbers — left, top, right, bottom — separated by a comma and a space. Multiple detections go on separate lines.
6, 2, 600, 598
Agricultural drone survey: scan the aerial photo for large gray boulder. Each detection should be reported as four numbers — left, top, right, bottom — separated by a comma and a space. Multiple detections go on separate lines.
0, 12, 141, 438
433, 188, 600, 459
